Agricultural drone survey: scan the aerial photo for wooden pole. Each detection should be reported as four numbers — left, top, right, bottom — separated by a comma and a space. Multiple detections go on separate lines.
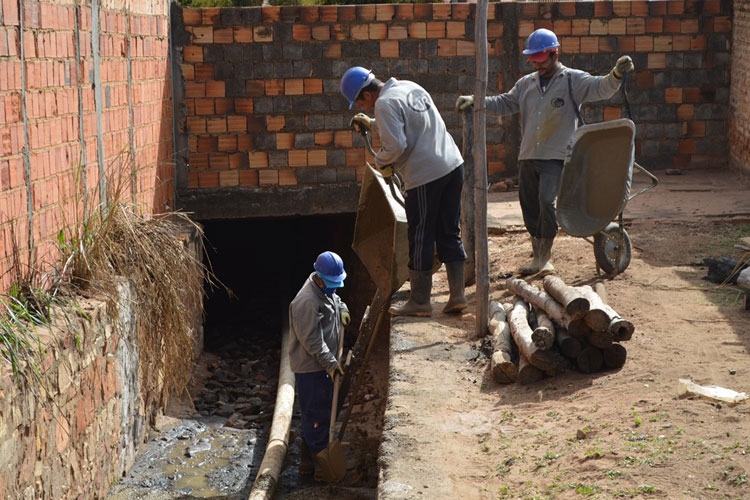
473, 0, 489, 339
461, 108, 476, 287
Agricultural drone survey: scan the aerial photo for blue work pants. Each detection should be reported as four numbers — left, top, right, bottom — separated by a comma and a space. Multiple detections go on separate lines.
294, 371, 333, 454
518, 159, 564, 239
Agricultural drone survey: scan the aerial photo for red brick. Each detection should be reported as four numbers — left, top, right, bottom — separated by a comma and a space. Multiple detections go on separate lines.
253, 26, 273, 43
289, 150, 307, 167
678, 139, 695, 154
225, 116, 245, 132
594, 2, 612, 17
557, 2, 576, 17
218, 135, 237, 151
457, 41, 474, 57
215, 99, 231, 114
266, 115, 285, 132
315, 131, 333, 147
210, 153, 229, 169
618, 36, 635, 52
676, 104, 694, 120
205, 81, 225, 98
426, 22, 445, 39
635, 36, 653, 52
571, 19, 589, 36
319, 6, 337, 23
182, 9, 202, 25
238, 134, 252, 150
713, 17, 731, 32
334, 131, 352, 148
312, 25, 329, 41
433, 4, 451, 20
240, 170, 259, 186
683, 88, 702, 103
396, 4, 414, 20
325, 44, 341, 59
647, 53, 666, 69
408, 22, 426, 39
259, 170, 278, 186
338, 6, 355, 22
308, 150, 326, 167
293, 25, 311, 41
265, 80, 283, 96
580, 37, 598, 53
561, 37, 580, 54
198, 171, 219, 188
235, 98, 253, 114
183, 46, 203, 63
672, 35, 691, 51
300, 6, 319, 23
279, 169, 298, 186
690, 35, 707, 50
668, 1, 685, 14
191, 26, 212, 44
249, 151, 269, 168
285, 79, 304, 95
277, 133, 294, 149
665, 88, 682, 104
195, 99, 214, 115
646, 18, 663, 34
681, 19, 699, 33
608, 18, 626, 35
304, 79, 322, 94
206, 117, 226, 133
376, 4, 395, 21
602, 106, 621, 121
612, 1, 631, 16
202, 8, 220, 25
234, 27, 252, 43
686, 121, 705, 137
219, 170, 239, 187
197, 135, 217, 153
195, 64, 214, 80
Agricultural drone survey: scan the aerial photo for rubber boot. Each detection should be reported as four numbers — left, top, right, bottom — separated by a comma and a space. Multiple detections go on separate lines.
518, 237, 540, 276
298, 439, 314, 476
443, 261, 468, 314
389, 270, 432, 317
537, 238, 555, 276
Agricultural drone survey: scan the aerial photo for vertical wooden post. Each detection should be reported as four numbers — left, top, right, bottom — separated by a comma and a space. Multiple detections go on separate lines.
473, 0, 489, 338
461, 109, 476, 286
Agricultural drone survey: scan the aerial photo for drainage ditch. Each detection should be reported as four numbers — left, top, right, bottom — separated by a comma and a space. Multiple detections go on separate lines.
106, 215, 385, 499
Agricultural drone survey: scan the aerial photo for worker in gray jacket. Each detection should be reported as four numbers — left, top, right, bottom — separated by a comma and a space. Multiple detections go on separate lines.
288, 251, 350, 479
456, 28, 634, 275
340, 67, 467, 317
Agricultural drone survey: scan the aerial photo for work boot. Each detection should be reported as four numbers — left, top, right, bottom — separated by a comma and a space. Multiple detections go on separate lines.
537, 238, 555, 276
389, 270, 432, 317
298, 439, 314, 476
443, 261, 468, 314
517, 237, 540, 276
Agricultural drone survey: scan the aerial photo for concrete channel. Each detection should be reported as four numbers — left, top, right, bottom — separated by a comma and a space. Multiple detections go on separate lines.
106, 215, 384, 499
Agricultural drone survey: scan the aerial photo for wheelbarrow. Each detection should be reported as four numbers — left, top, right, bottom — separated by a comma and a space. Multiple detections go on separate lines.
351, 127, 410, 295
556, 77, 658, 276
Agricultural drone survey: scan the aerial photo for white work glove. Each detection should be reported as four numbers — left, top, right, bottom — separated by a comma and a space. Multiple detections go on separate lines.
341, 310, 351, 327
349, 113, 373, 133
327, 364, 344, 380
613, 55, 634, 79
455, 95, 474, 111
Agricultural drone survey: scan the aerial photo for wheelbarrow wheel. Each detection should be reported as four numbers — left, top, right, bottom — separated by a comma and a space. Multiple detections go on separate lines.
593, 223, 632, 275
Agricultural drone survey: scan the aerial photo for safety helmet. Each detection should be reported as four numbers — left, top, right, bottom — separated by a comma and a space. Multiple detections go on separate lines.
523, 29, 560, 61
314, 251, 347, 288
340, 66, 375, 110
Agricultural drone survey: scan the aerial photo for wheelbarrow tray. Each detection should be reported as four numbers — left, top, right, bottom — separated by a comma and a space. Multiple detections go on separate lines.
556, 118, 635, 238
352, 165, 409, 295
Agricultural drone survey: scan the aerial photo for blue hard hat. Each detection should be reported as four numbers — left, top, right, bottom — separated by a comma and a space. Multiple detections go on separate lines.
523, 29, 560, 56
340, 66, 375, 109
314, 251, 346, 287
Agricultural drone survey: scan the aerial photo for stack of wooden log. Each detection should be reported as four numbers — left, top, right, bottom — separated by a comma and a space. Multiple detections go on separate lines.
490, 276, 635, 385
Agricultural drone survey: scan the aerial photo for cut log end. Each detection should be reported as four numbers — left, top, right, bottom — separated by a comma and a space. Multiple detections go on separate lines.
566, 297, 590, 320
610, 318, 635, 341
531, 327, 554, 350
576, 346, 603, 374
491, 352, 517, 384
603, 343, 627, 369
518, 355, 544, 385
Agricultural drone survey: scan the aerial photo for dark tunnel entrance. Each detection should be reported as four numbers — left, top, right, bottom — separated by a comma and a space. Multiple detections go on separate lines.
200, 214, 374, 352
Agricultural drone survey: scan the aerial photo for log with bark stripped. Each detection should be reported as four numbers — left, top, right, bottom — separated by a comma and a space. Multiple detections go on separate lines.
579, 285, 635, 341
532, 307, 555, 350
542, 275, 590, 320
506, 277, 572, 329
576, 344, 603, 374
489, 301, 516, 384
518, 354, 544, 385
507, 298, 567, 374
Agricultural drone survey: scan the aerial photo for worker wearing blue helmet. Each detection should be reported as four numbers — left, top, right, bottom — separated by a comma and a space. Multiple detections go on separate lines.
288, 251, 350, 479
457, 28, 634, 276
340, 67, 468, 317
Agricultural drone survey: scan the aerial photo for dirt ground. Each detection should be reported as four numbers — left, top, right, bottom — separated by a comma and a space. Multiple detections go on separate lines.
378, 169, 750, 499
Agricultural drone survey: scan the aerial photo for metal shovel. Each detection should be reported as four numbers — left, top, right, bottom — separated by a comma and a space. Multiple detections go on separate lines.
314, 320, 347, 483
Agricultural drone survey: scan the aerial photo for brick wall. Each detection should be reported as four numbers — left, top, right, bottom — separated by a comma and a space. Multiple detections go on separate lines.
173, 0, 732, 217
730, 0, 750, 175
0, 0, 173, 292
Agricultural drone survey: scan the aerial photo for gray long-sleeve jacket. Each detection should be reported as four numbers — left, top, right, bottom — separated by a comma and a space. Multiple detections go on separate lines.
486, 64, 621, 160
372, 78, 463, 190
288, 273, 348, 374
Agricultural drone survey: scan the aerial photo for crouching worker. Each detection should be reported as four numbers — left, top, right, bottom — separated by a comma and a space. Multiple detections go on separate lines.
288, 251, 351, 481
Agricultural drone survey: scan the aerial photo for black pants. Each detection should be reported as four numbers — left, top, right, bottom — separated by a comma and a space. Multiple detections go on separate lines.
518, 159, 563, 239
405, 165, 467, 272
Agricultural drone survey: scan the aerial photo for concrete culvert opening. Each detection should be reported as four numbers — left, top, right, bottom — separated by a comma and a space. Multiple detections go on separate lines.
196, 214, 386, 498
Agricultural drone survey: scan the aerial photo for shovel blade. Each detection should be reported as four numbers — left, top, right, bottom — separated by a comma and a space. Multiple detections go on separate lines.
314, 440, 346, 483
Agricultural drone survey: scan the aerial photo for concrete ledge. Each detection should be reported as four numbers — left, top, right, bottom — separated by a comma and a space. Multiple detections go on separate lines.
177, 184, 361, 220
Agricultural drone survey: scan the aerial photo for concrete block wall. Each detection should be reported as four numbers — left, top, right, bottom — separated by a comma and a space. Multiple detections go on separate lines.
0, 0, 173, 292
173, 0, 732, 207
730, 0, 750, 175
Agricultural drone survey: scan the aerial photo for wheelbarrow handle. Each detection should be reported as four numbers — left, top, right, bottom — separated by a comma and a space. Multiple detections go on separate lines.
627, 162, 659, 201
355, 126, 407, 208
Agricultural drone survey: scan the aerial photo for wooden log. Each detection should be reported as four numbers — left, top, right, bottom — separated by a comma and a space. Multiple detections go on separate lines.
579, 285, 635, 341
518, 354, 544, 385
603, 343, 627, 369
588, 330, 614, 349
593, 281, 608, 304
576, 345, 603, 374
567, 317, 592, 337
532, 307, 555, 350
507, 298, 566, 373
542, 275, 590, 320
489, 301, 516, 384
555, 329, 582, 359
506, 277, 572, 329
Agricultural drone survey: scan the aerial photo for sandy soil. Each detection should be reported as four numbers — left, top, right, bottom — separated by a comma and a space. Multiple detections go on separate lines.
379, 175, 750, 499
